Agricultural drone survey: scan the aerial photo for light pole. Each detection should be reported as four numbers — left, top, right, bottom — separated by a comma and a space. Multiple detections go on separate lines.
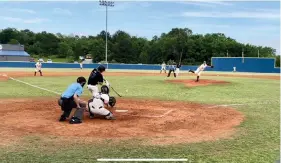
99, 0, 114, 68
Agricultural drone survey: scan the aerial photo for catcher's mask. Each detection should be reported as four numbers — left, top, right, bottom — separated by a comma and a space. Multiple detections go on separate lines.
101, 85, 109, 94
109, 96, 116, 107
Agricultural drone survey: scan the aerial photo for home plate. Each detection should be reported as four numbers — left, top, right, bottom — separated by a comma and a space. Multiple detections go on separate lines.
115, 110, 128, 113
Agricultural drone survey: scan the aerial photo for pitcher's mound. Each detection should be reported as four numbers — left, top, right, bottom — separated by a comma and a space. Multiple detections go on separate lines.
167, 79, 230, 87
0, 98, 243, 145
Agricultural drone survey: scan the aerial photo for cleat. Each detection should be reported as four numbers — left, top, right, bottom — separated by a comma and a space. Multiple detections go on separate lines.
69, 117, 82, 124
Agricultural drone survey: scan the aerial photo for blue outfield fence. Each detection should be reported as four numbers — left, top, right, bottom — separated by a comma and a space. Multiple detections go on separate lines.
0, 62, 201, 71
211, 57, 280, 73
0, 57, 279, 73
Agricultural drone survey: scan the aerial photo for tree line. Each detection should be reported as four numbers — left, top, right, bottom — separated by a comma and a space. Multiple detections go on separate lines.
0, 27, 279, 66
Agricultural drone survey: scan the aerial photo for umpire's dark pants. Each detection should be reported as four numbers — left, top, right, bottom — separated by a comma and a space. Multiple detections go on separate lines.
167, 69, 176, 77
59, 97, 86, 120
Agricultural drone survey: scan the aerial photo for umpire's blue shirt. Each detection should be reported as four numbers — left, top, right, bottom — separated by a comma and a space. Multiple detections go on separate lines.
169, 65, 175, 70
61, 83, 83, 99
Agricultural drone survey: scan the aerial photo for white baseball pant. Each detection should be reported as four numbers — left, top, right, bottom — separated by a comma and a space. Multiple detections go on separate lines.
194, 68, 203, 76
35, 68, 41, 72
175, 68, 180, 76
88, 98, 112, 117
87, 85, 99, 97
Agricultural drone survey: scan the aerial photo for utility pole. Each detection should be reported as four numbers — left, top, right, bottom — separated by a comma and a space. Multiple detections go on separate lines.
99, 0, 114, 68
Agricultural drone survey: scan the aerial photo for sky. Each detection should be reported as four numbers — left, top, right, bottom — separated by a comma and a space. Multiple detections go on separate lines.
0, 0, 280, 54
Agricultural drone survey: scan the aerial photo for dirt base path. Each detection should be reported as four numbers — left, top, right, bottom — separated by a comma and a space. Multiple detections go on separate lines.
0, 98, 244, 145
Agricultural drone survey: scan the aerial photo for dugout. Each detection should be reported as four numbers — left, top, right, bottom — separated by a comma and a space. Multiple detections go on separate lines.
0, 44, 31, 61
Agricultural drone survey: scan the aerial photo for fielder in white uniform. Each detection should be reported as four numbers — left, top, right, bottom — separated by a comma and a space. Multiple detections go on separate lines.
34, 60, 43, 76
88, 86, 115, 120
160, 62, 166, 73
189, 61, 213, 82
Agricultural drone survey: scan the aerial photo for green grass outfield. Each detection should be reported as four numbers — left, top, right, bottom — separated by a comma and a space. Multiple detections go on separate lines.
0, 68, 279, 163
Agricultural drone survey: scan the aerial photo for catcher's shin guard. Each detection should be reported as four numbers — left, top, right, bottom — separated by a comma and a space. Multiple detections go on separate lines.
69, 107, 85, 124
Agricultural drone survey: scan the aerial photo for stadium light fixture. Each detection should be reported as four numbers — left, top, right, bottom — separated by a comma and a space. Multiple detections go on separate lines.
99, 0, 114, 68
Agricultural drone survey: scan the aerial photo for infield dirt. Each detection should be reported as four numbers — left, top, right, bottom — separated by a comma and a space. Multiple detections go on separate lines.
0, 70, 252, 145
0, 98, 244, 145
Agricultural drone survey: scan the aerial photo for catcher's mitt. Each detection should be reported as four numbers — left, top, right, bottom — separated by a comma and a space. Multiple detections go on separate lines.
109, 96, 116, 107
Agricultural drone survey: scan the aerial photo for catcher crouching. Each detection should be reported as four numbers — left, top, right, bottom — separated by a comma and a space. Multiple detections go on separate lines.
88, 85, 116, 120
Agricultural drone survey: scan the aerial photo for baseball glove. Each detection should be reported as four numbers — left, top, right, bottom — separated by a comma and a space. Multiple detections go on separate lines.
211, 65, 214, 68
109, 96, 116, 107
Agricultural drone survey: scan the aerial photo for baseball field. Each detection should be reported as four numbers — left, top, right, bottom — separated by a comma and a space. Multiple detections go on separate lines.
0, 68, 279, 163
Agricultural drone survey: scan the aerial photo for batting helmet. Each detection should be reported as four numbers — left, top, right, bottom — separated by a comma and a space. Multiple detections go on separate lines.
97, 65, 106, 73
101, 85, 109, 94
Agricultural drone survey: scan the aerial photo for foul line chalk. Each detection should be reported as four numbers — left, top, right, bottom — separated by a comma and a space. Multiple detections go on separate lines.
207, 104, 244, 109
1, 74, 61, 95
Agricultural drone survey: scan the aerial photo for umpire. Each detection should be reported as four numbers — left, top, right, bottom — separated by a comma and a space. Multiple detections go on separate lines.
58, 76, 87, 124
167, 62, 176, 78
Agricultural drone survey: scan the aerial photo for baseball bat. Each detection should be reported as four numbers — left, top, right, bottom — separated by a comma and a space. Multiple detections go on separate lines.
110, 86, 122, 97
